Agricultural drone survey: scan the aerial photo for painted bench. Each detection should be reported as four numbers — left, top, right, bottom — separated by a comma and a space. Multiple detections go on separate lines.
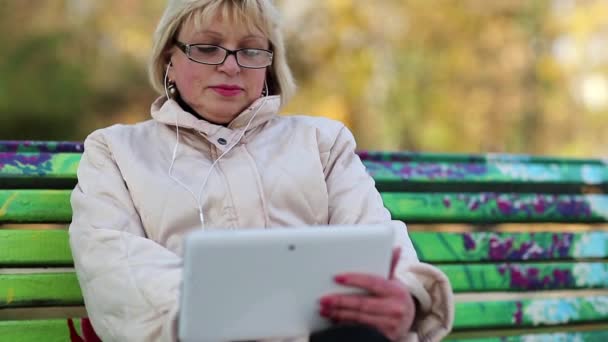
1, 140, 607, 341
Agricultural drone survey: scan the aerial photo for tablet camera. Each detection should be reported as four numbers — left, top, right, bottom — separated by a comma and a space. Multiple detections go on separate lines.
288, 244, 296, 251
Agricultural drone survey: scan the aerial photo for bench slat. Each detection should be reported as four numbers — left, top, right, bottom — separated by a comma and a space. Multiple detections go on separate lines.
412, 231, 608, 262
3, 232, 607, 292
0, 190, 72, 222
442, 262, 608, 292
454, 295, 608, 330
2, 151, 606, 193
3, 320, 607, 342
0, 230, 72, 266
2, 142, 602, 163
359, 151, 606, 165
3, 190, 607, 223
0, 141, 83, 153
382, 193, 608, 223
4, 268, 608, 312
445, 330, 608, 341
0, 273, 83, 308
2, 229, 606, 266
364, 160, 608, 193
0, 319, 80, 342
3, 229, 606, 267
0, 153, 79, 189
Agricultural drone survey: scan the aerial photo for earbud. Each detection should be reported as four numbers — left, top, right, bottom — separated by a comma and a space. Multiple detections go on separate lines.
164, 61, 175, 100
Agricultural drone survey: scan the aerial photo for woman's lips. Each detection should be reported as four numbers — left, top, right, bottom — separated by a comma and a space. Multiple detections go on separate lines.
210, 85, 243, 97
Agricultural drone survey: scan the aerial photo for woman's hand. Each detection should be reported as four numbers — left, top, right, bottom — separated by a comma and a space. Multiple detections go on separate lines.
319, 248, 416, 341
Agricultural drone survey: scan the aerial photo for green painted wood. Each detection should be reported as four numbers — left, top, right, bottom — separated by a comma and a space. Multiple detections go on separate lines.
445, 330, 608, 342
382, 192, 608, 223
359, 150, 608, 165
0, 230, 72, 266
0, 319, 80, 342
364, 160, 608, 193
0, 190, 72, 222
441, 262, 608, 292
411, 231, 608, 262
0, 141, 83, 153
4, 229, 607, 266
0, 273, 83, 308
1, 141, 603, 163
3, 190, 607, 224
0, 153, 79, 178
0, 153, 80, 189
2, 151, 606, 193
454, 296, 608, 330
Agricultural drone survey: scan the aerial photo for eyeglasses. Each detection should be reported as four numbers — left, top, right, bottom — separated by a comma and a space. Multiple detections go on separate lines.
175, 41, 273, 69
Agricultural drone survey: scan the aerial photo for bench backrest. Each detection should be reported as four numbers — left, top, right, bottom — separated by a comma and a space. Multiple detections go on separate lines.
1, 140, 607, 341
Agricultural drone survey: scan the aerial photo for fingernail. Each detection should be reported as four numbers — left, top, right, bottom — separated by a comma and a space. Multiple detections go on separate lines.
319, 308, 331, 317
334, 275, 347, 284
320, 297, 332, 306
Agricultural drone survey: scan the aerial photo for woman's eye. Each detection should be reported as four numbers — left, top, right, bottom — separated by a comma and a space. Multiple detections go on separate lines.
194, 46, 219, 54
242, 49, 261, 57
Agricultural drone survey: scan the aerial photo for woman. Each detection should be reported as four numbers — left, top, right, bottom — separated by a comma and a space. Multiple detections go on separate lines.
69, 0, 454, 341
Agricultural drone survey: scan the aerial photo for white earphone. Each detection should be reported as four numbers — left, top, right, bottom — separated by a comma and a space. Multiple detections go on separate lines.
164, 61, 173, 99
164, 61, 270, 229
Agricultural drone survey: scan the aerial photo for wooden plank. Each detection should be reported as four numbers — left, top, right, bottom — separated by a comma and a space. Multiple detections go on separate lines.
364, 159, 608, 193
1, 149, 606, 193
0, 190, 72, 223
2, 143, 602, 163
0, 273, 83, 308
0, 141, 83, 153
445, 330, 608, 341
3, 190, 607, 224
0, 153, 79, 189
0, 153, 79, 178
454, 295, 608, 330
359, 150, 607, 165
0, 319, 80, 342
0, 230, 73, 266
441, 262, 608, 292
453, 289, 608, 303
411, 231, 608, 262
1, 142, 602, 164
382, 193, 608, 223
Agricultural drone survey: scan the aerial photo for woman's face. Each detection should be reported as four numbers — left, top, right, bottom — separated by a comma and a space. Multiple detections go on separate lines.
168, 15, 269, 124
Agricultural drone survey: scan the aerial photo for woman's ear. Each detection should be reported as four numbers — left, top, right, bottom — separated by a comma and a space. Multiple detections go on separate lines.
167, 59, 176, 81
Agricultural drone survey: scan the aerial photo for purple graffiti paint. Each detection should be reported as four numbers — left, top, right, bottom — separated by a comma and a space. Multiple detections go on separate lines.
502, 264, 574, 290
513, 302, 523, 325
0, 153, 53, 174
463, 234, 476, 250
443, 197, 452, 208
497, 198, 513, 215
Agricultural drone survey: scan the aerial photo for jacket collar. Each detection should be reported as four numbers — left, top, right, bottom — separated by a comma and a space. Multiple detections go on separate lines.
151, 95, 281, 136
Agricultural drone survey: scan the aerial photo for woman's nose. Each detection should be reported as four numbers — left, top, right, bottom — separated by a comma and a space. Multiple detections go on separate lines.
218, 54, 240, 74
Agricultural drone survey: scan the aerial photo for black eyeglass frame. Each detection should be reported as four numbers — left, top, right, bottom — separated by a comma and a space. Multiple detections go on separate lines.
174, 41, 274, 69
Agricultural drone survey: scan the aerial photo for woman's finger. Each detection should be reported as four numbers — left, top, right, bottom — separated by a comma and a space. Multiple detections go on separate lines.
335, 274, 407, 298
389, 247, 401, 279
321, 294, 405, 318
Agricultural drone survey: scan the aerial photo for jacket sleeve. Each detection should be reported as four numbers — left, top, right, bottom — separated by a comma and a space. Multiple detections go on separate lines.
323, 126, 454, 342
69, 130, 182, 342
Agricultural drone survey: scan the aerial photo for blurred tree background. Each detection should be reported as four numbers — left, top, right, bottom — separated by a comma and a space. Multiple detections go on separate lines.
1, 0, 606, 157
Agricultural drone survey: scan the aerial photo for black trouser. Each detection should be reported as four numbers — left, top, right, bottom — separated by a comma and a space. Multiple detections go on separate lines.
310, 324, 390, 342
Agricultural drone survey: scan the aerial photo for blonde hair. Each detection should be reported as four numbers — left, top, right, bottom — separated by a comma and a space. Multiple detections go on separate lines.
148, 0, 296, 106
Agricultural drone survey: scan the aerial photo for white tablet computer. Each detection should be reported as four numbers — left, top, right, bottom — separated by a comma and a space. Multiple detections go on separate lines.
178, 224, 395, 342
